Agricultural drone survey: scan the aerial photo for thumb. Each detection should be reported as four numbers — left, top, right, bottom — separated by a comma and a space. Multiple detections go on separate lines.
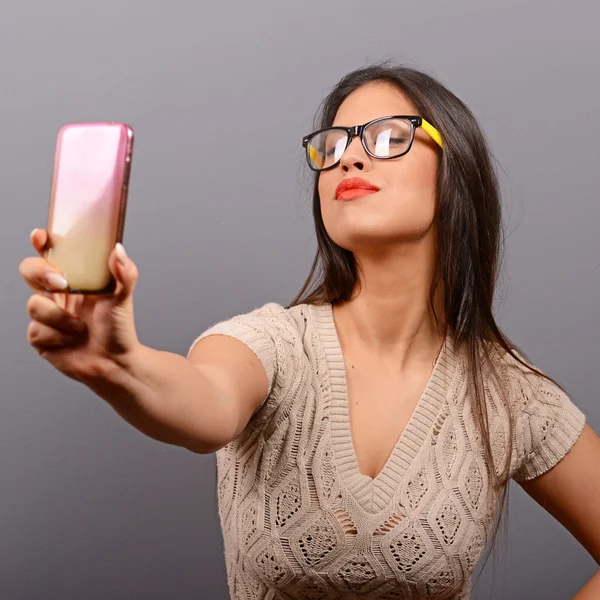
108, 243, 139, 299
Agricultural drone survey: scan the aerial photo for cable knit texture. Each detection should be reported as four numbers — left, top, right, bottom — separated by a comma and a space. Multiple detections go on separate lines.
187, 302, 586, 600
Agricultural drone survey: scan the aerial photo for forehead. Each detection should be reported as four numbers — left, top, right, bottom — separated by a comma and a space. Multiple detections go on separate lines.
332, 81, 417, 127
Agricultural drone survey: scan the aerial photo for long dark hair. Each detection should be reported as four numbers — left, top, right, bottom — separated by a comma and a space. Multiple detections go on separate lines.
287, 60, 565, 583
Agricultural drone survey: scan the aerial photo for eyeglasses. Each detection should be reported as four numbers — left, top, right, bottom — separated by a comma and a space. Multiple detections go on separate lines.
301, 115, 443, 172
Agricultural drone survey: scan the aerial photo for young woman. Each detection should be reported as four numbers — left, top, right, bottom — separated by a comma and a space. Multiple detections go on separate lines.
20, 62, 600, 599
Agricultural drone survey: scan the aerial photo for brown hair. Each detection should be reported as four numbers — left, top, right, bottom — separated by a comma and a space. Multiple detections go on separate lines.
287, 60, 565, 584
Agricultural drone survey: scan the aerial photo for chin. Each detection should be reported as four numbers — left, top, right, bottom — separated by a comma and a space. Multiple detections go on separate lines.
323, 202, 434, 248
326, 221, 434, 254
326, 227, 396, 254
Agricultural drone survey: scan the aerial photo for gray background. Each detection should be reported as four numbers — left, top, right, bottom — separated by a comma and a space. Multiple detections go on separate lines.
1, 0, 598, 598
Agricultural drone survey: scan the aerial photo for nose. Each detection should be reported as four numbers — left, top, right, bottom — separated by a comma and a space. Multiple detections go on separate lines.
339, 135, 371, 172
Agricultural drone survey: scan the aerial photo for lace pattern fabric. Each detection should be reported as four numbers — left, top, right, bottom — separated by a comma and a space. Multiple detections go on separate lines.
188, 302, 586, 599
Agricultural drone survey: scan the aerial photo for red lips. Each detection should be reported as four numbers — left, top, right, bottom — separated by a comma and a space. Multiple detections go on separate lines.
335, 177, 380, 200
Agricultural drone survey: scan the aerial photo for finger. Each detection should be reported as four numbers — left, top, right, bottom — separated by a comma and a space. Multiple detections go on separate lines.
26, 293, 86, 335
63, 291, 85, 315
27, 230, 70, 304
27, 320, 80, 350
19, 256, 69, 293
108, 243, 139, 300
29, 228, 49, 256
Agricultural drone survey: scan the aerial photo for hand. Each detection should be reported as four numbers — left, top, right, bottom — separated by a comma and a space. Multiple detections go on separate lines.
19, 229, 142, 384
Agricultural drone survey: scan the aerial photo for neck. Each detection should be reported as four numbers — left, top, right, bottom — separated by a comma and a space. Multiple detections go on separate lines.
332, 238, 445, 370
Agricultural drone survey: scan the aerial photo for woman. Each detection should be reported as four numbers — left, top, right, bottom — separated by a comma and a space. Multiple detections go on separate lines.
20, 62, 600, 599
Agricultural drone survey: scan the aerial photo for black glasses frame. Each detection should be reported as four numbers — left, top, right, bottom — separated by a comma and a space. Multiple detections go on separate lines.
301, 115, 425, 172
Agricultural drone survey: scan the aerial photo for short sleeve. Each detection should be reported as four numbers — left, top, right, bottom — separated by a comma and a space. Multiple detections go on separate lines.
186, 302, 298, 411
509, 357, 586, 482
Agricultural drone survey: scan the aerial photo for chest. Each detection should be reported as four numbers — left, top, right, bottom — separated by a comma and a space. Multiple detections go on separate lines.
345, 362, 434, 480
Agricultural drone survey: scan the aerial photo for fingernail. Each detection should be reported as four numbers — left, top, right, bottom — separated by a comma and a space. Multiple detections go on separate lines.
47, 272, 68, 289
115, 242, 127, 266
30, 228, 39, 240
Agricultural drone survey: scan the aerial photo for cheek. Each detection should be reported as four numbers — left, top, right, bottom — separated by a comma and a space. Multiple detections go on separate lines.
391, 159, 438, 218
318, 175, 341, 229
317, 174, 334, 202
398, 152, 437, 193
395, 174, 437, 219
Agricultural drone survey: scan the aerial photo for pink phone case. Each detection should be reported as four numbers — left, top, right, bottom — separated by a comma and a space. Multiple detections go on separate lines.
45, 122, 134, 294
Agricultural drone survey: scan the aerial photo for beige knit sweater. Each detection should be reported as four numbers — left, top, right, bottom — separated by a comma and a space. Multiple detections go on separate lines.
187, 302, 586, 600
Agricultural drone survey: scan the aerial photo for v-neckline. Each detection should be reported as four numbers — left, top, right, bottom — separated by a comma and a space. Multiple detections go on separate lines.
311, 302, 460, 513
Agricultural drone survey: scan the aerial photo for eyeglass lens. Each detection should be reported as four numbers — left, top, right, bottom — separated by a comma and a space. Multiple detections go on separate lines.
307, 118, 413, 170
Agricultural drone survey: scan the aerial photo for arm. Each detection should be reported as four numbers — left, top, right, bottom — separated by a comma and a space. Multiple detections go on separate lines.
86, 335, 269, 454
518, 423, 600, 598
573, 571, 600, 600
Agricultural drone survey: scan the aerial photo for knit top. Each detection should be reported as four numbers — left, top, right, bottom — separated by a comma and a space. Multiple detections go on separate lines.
187, 302, 586, 600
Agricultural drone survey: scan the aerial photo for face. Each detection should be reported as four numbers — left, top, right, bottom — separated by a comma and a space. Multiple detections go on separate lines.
318, 81, 440, 256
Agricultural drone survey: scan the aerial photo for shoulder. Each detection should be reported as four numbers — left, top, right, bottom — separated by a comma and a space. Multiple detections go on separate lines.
487, 343, 586, 482
191, 301, 308, 337
187, 301, 314, 361
187, 300, 322, 390
209, 300, 325, 340
223, 301, 315, 341
491, 344, 570, 413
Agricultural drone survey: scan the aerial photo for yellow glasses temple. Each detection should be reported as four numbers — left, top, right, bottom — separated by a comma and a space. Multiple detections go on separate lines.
420, 119, 443, 148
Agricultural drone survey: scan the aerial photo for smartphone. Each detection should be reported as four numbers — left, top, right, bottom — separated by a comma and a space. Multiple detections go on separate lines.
45, 122, 134, 294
